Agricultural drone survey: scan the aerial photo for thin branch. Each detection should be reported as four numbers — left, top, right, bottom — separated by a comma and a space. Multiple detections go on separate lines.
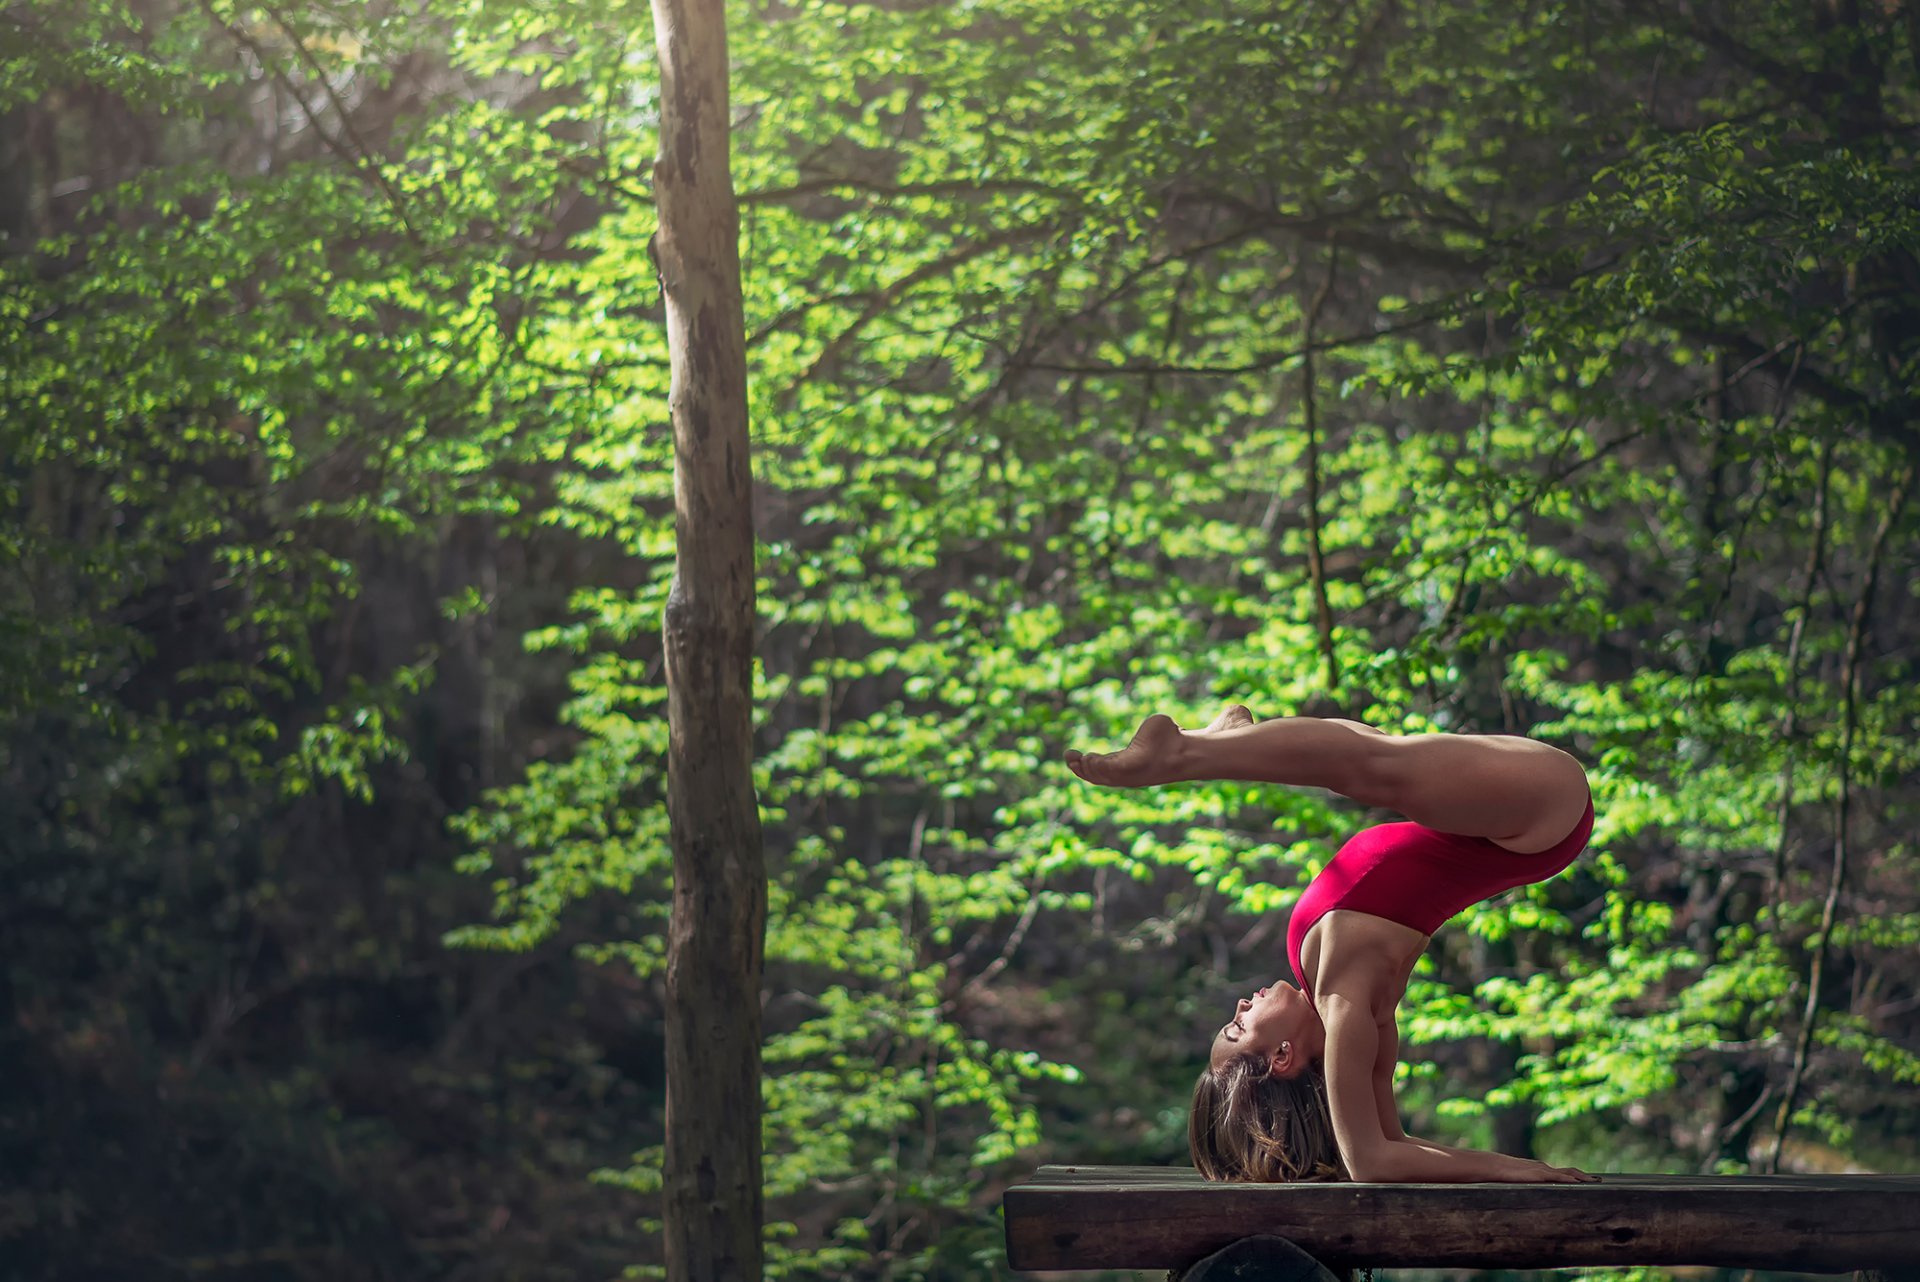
1700, 1082, 1775, 1173
772, 222, 1052, 396
257, 3, 413, 222
1020, 303, 1455, 378
200, 0, 417, 238
1199, 185, 1489, 276
1352, 422, 1653, 620
954, 892, 1041, 1005
1768, 427, 1831, 910
1627, 0, 1847, 130
1765, 462, 1913, 1171
1300, 242, 1341, 692
750, 214, 1086, 357
1677, 322, 1920, 470
741, 176, 1062, 206
996, 217, 1320, 373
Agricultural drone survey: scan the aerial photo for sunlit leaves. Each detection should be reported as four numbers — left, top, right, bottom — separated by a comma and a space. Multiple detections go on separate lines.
18, 0, 1920, 1275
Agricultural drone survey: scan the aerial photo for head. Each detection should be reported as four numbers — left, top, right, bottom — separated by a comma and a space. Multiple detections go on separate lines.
1188, 983, 1342, 1183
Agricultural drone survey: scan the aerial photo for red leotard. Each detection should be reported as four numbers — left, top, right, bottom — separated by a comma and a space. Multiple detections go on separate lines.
1285, 794, 1594, 1005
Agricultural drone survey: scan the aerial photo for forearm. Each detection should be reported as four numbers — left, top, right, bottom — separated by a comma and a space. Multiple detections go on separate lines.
1348, 1137, 1549, 1184
1401, 1133, 1494, 1160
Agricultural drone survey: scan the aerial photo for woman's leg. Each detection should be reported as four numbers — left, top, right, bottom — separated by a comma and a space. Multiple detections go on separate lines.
1191, 703, 1255, 735
1065, 711, 1589, 854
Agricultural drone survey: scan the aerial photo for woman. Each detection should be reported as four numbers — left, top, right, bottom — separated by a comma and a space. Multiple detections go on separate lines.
1065, 705, 1600, 1185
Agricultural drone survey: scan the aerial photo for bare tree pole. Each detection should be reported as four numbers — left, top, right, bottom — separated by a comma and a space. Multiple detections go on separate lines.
647, 0, 766, 1272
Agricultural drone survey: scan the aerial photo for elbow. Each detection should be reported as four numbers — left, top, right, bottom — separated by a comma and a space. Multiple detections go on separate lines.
1343, 1142, 1402, 1184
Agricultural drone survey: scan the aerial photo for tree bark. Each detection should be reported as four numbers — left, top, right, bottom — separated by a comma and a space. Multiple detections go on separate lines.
647, 0, 766, 1274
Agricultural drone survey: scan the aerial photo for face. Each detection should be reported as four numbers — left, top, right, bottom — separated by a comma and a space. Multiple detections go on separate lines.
1208, 981, 1307, 1073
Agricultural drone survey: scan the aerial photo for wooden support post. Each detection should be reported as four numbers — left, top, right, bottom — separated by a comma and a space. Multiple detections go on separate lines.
1856, 1269, 1920, 1282
1175, 1235, 1339, 1282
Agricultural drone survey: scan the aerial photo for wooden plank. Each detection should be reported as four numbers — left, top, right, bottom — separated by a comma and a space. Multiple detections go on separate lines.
1003, 1166, 1920, 1273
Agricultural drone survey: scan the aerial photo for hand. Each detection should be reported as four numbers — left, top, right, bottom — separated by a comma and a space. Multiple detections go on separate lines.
1511, 1157, 1599, 1184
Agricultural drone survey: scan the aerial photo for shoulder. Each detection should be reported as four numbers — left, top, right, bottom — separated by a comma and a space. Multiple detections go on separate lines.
1303, 910, 1424, 1015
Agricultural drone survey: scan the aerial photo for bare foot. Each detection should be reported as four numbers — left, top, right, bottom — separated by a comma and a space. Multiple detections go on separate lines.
1194, 703, 1254, 736
1065, 713, 1195, 786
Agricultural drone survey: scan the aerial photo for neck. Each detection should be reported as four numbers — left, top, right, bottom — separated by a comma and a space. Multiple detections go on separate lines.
1304, 1008, 1329, 1063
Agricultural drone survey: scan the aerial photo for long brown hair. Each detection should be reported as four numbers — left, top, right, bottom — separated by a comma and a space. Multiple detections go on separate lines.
1188, 1052, 1344, 1182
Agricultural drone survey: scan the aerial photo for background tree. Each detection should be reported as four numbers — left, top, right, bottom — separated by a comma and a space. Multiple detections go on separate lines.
646, 0, 768, 1273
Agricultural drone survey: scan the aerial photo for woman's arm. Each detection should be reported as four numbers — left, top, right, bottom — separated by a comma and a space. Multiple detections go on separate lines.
1323, 996, 1595, 1184
1371, 1016, 1407, 1142
1389, 1127, 1599, 1181
1372, 1018, 1576, 1169
1359, 1137, 1594, 1183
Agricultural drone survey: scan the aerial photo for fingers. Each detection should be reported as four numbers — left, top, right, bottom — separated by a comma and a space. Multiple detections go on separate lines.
1524, 1160, 1598, 1184
1552, 1166, 1600, 1183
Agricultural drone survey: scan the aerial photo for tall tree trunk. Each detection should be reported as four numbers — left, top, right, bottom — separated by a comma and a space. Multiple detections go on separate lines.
647, 0, 766, 1274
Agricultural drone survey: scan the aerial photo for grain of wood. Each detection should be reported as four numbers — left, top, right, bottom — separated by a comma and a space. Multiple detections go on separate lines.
1004, 1165, 1920, 1273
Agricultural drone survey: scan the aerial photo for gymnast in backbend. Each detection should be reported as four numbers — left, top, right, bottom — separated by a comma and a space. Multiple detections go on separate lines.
1066, 706, 1601, 1184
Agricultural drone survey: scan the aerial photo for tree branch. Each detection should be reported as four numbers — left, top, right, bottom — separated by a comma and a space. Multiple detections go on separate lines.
1019, 303, 1456, 377
200, 0, 417, 238
741, 176, 1063, 207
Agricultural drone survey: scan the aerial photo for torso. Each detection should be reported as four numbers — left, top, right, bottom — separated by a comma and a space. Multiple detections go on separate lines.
1288, 803, 1595, 1132
1286, 800, 1595, 1012
1299, 910, 1428, 1135
1283, 801, 1594, 1153
1298, 910, 1427, 1021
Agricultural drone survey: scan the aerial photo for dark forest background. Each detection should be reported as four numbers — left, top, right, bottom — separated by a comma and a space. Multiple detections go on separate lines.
4, 0, 1919, 1278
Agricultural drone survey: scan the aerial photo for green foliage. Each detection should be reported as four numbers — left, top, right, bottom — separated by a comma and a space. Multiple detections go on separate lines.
8, 0, 1920, 1277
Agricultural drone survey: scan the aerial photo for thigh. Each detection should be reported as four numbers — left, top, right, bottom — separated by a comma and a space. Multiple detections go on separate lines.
1366, 734, 1590, 853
